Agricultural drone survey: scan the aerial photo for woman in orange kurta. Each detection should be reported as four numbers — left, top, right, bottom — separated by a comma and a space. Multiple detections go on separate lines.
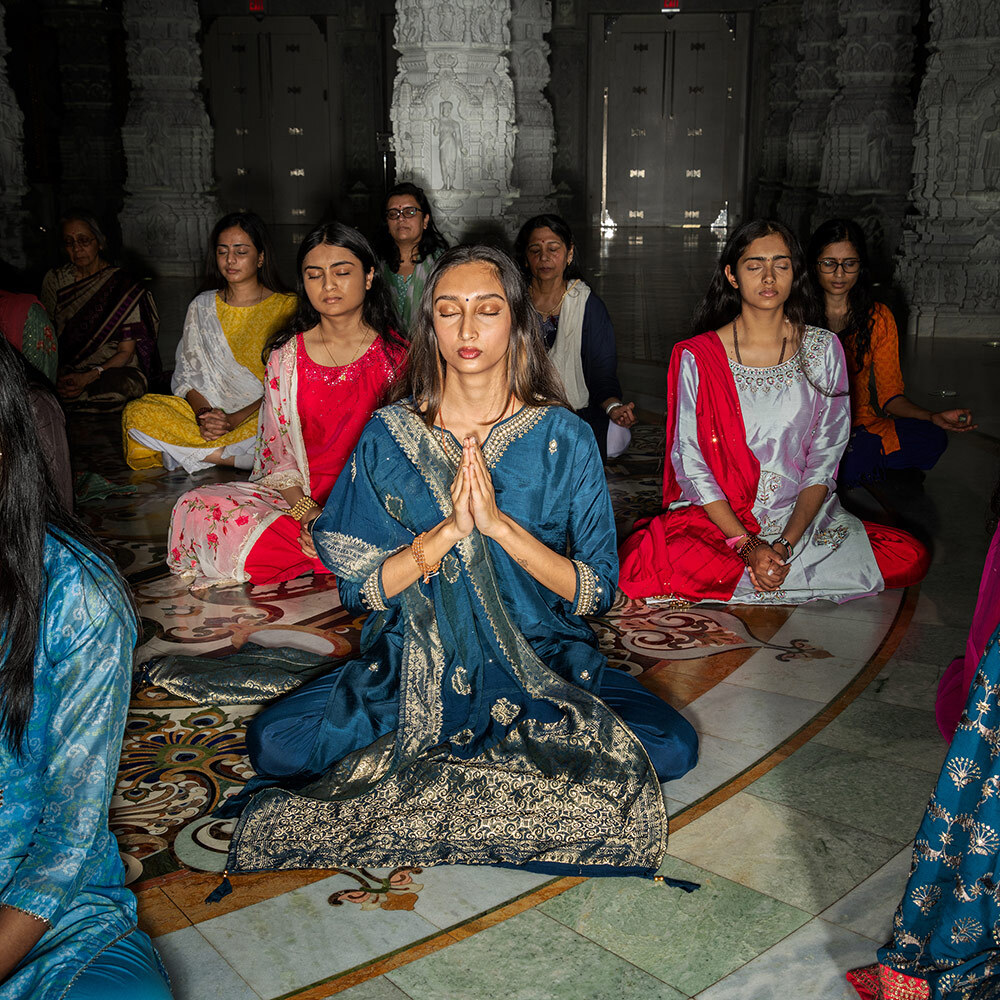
807, 219, 974, 487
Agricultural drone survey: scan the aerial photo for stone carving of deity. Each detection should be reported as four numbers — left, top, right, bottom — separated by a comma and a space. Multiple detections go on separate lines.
978, 113, 1000, 189
433, 100, 467, 189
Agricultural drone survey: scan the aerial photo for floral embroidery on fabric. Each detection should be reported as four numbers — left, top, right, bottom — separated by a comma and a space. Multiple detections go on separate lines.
386, 494, 404, 521
755, 470, 785, 507
450, 664, 471, 697
451, 728, 474, 746
490, 698, 520, 726
813, 524, 850, 550
441, 553, 461, 584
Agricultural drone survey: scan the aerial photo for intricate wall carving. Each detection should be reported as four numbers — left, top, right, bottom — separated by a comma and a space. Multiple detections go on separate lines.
118, 0, 217, 276
509, 0, 555, 220
752, 0, 804, 219
812, 1, 920, 274
0, 2, 28, 266
392, 0, 517, 239
775, 0, 839, 235
897, 0, 1000, 336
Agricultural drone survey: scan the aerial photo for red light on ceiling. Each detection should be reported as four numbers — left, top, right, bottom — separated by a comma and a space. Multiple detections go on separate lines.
662, 0, 681, 9
249, 0, 264, 11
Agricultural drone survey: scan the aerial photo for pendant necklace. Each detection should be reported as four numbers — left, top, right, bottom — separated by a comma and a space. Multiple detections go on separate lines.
318, 326, 372, 383
534, 279, 578, 321
733, 318, 787, 367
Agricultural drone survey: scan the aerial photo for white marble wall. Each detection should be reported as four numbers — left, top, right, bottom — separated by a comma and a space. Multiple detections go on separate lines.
118, 0, 217, 277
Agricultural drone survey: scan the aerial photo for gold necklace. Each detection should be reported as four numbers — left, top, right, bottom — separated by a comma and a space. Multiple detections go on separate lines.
317, 326, 372, 370
534, 279, 578, 321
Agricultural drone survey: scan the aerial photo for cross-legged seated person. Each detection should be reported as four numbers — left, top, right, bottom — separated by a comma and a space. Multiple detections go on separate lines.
619, 220, 929, 605
221, 247, 698, 882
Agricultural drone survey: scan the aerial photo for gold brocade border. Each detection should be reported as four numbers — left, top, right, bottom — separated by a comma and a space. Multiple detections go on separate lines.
204, 582, 920, 1000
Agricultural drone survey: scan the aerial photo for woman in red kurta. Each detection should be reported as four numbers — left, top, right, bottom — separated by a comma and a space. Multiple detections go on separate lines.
168, 223, 406, 588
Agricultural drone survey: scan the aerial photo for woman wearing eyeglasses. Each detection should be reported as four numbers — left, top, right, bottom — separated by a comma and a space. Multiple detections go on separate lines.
378, 182, 448, 333
807, 219, 974, 488
40, 212, 159, 411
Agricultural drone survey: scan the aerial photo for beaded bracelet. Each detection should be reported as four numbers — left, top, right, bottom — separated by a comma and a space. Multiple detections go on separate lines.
410, 531, 441, 583
736, 533, 768, 566
288, 496, 319, 522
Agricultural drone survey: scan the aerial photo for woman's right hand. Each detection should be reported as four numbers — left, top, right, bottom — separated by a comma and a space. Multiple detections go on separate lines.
445, 454, 475, 539
746, 544, 789, 592
197, 407, 230, 441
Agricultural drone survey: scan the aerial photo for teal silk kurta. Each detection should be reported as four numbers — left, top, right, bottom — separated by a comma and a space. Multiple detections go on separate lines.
224, 402, 682, 878
1, 532, 150, 1000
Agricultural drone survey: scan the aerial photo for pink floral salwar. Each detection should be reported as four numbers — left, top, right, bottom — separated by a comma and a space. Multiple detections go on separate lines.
167, 334, 405, 588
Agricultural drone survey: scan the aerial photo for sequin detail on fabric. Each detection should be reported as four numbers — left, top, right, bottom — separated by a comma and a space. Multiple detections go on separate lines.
572, 560, 600, 616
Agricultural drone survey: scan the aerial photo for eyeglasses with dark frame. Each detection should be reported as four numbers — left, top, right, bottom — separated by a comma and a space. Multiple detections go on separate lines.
62, 236, 97, 249
817, 258, 861, 274
386, 207, 422, 220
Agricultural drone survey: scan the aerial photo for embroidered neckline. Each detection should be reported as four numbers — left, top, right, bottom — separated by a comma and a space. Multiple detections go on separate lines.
434, 405, 549, 468
727, 326, 822, 373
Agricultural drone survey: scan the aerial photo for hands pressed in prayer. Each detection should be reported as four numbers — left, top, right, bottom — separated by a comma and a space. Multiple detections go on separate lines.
448, 437, 506, 539
746, 543, 790, 592
298, 506, 322, 559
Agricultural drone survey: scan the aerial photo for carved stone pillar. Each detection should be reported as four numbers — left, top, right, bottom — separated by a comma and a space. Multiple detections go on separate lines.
42, 0, 126, 227
509, 0, 555, 220
774, 0, 839, 236
0, 2, 28, 266
813, 1, 920, 277
391, 0, 517, 239
751, 0, 804, 219
118, 0, 217, 277
897, 0, 1000, 337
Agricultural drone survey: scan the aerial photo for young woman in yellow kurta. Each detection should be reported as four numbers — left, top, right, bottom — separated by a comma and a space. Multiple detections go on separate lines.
122, 213, 296, 472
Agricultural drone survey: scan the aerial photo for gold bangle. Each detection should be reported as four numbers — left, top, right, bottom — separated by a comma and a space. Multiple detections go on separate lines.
288, 496, 319, 522
411, 531, 441, 584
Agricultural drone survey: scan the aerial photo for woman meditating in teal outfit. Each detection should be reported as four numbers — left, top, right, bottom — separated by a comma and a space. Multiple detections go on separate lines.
220, 246, 698, 881
0, 336, 171, 999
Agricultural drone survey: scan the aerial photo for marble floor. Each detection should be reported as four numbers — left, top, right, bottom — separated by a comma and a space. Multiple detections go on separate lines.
95, 228, 999, 999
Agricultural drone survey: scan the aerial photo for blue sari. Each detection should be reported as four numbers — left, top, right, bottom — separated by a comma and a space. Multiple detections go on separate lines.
222, 402, 696, 878
851, 626, 1000, 998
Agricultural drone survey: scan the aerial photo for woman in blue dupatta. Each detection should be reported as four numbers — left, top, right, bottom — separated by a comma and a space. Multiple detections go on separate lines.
0, 337, 171, 999
221, 246, 698, 882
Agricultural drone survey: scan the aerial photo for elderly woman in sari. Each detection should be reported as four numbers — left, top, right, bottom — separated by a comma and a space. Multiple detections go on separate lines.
204, 246, 697, 887
41, 213, 158, 410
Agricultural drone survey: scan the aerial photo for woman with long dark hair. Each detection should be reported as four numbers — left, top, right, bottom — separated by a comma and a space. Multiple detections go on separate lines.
377, 181, 448, 332
807, 218, 974, 487
167, 221, 406, 587
202, 245, 697, 884
0, 336, 172, 998
123, 211, 296, 471
514, 214, 636, 461
619, 219, 928, 604
41, 211, 159, 410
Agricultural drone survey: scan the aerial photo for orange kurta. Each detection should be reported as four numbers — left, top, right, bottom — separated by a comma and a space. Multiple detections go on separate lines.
842, 302, 905, 454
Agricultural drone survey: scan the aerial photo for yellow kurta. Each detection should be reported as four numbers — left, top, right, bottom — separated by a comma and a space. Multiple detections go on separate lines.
122, 291, 297, 470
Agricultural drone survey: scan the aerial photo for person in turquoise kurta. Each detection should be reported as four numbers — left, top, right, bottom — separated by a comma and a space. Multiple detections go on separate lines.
0, 336, 171, 999
215, 246, 698, 884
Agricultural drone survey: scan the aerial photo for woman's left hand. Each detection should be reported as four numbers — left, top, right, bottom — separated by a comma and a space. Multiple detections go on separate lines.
56, 370, 96, 399
298, 507, 322, 559
466, 437, 506, 538
932, 408, 977, 432
608, 401, 636, 428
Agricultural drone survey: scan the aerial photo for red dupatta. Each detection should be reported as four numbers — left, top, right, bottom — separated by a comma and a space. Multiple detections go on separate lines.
618, 331, 761, 601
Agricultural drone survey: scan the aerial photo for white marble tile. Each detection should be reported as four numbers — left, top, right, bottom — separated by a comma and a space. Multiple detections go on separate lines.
334, 978, 413, 1000
152, 925, 261, 1000
194, 874, 441, 999
695, 917, 878, 998
408, 863, 551, 930
860, 657, 945, 712
790, 591, 902, 625
662, 733, 763, 805
820, 845, 913, 942
682, 682, 822, 750
768, 608, 891, 665
723, 646, 867, 703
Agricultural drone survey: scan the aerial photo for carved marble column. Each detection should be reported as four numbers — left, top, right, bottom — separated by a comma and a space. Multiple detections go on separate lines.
391, 0, 517, 239
118, 0, 217, 277
0, 2, 28, 266
774, 0, 839, 235
897, 0, 1000, 337
813, 0, 920, 276
509, 0, 555, 220
751, 0, 804, 219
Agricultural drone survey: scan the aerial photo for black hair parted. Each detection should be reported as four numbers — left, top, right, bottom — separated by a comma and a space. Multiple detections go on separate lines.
513, 214, 584, 283
807, 218, 877, 370
387, 244, 569, 426
201, 211, 289, 298
691, 219, 820, 337
263, 221, 406, 363
0, 336, 136, 754
378, 182, 450, 272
